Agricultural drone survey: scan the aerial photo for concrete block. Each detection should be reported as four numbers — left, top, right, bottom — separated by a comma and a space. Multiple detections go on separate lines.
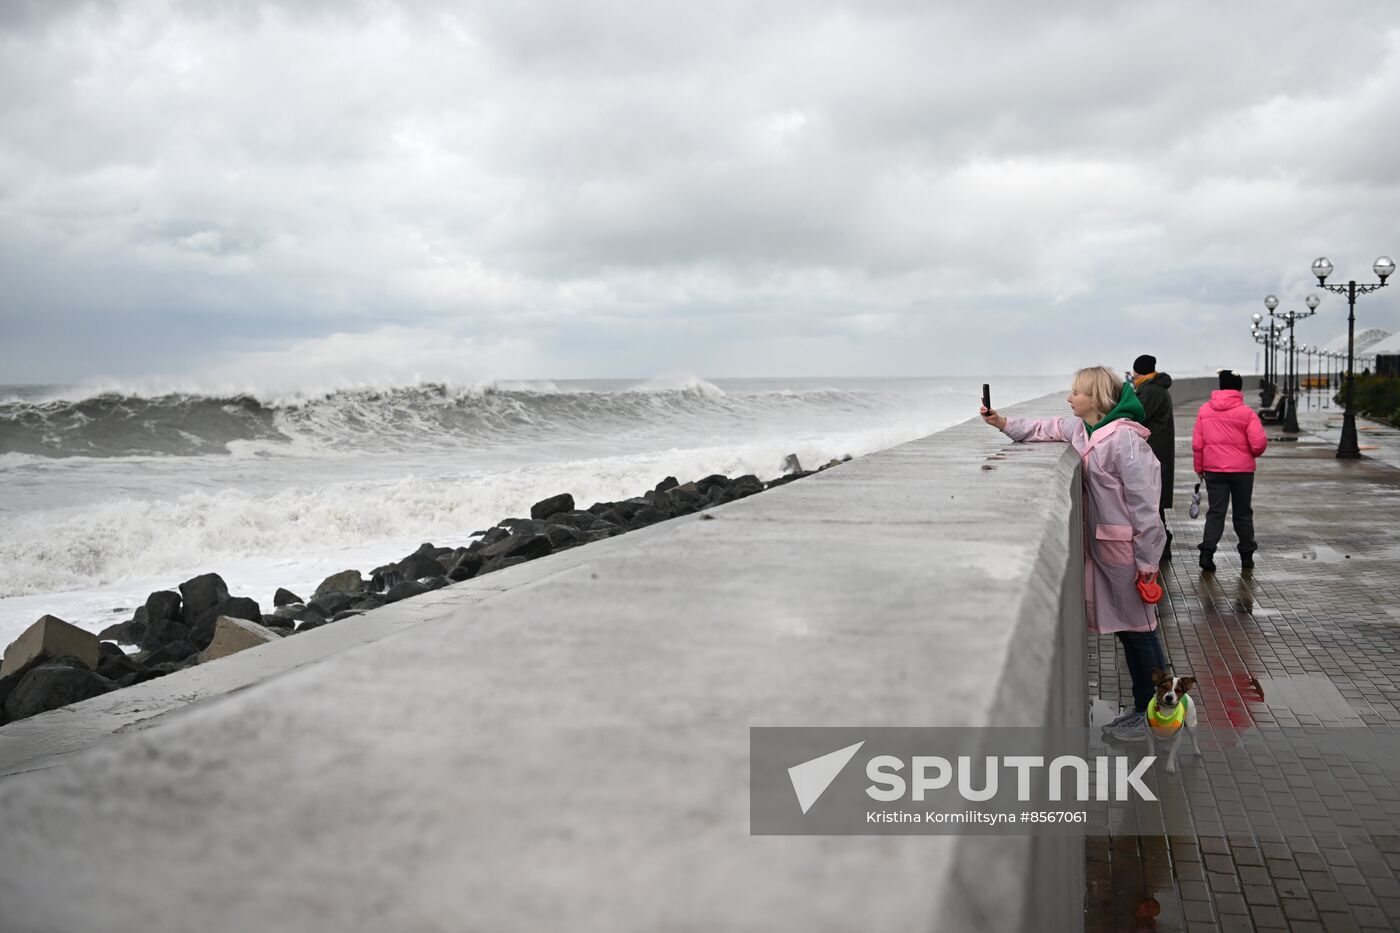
0, 615, 100, 678
196, 616, 280, 664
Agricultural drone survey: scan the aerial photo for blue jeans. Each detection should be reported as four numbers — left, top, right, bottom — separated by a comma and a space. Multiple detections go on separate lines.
1116, 629, 1167, 712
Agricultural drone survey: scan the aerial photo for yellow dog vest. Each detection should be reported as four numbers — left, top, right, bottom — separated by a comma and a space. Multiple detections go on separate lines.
1146, 695, 1188, 735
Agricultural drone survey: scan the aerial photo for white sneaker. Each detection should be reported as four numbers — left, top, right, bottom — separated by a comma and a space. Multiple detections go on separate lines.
1103, 709, 1138, 730
1104, 712, 1147, 743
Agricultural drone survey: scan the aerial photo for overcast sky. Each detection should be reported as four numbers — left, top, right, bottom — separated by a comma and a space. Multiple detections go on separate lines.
2, 0, 1397, 391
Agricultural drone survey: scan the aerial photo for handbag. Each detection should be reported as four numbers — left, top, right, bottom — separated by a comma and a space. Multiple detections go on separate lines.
1188, 482, 1202, 519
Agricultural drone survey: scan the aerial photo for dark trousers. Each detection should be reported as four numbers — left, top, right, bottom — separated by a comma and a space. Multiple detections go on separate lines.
1199, 471, 1257, 557
1116, 629, 1168, 712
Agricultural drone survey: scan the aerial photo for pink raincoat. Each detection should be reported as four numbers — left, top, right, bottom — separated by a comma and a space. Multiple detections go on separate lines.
1003, 416, 1166, 634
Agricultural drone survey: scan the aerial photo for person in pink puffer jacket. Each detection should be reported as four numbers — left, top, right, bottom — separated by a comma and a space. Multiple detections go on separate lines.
1192, 370, 1268, 572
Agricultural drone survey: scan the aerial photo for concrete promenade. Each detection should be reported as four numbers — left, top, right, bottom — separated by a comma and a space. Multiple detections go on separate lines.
0, 386, 1091, 933
1087, 394, 1400, 932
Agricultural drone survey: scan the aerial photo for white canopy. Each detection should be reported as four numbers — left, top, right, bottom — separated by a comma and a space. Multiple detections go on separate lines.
1318, 329, 1391, 353
1364, 331, 1400, 355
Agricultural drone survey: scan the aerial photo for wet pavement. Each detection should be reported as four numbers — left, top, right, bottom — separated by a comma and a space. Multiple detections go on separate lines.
1085, 398, 1400, 932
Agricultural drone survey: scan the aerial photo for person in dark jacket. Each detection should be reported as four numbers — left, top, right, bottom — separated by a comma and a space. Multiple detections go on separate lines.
1132, 355, 1175, 563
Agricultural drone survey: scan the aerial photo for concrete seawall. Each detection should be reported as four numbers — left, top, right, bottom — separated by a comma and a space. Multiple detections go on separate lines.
0, 376, 1239, 933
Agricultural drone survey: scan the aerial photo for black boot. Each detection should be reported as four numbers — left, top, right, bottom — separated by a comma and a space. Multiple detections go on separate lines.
1160, 530, 1173, 564
1198, 546, 1216, 573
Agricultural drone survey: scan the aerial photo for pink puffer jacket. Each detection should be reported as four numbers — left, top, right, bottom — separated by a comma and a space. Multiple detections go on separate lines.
1192, 390, 1267, 473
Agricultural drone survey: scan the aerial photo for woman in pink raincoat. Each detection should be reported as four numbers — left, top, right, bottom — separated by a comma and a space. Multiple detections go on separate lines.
981, 365, 1167, 742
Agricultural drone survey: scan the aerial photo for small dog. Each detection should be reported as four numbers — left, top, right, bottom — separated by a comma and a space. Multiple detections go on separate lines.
1146, 668, 1199, 774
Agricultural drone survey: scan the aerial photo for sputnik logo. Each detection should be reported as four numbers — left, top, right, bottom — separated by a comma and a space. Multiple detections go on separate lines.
788, 741, 865, 814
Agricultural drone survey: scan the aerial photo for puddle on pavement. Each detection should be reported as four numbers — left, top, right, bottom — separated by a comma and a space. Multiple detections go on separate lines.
1298, 544, 1347, 563
1089, 697, 1124, 729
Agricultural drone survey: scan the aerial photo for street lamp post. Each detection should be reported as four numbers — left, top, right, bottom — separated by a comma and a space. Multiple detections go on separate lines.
1312, 256, 1394, 459
1293, 343, 1304, 409
1265, 294, 1318, 433
1251, 312, 1270, 405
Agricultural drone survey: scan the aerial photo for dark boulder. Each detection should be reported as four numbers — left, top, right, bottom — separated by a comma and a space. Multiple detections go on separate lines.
549, 510, 599, 530
0, 668, 25, 718
136, 589, 183, 650
479, 533, 553, 563
481, 555, 530, 575
627, 506, 665, 529
369, 563, 401, 593
143, 640, 199, 666
192, 597, 263, 649
655, 476, 679, 493
178, 574, 228, 628
274, 587, 304, 607
310, 591, 357, 617
530, 493, 575, 521
295, 616, 333, 634
146, 590, 182, 626
499, 517, 546, 537
98, 619, 137, 645
4, 662, 114, 722
446, 550, 485, 582
479, 527, 511, 547
587, 502, 614, 516
384, 580, 430, 604
543, 523, 584, 549
695, 474, 730, 494
584, 521, 621, 541
351, 595, 386, 612
265, 625, 294, 638
331, 610, 364, 622
140, 612, 191, 653
397, 551, 445, 582
420, 575, 451, 592
722, 475, 764, 502
609, 498, 651, 522
642, 489, 676, 517
96, 643, 148, 682
313, 571, 364, 599
292, 604, 328, 625
765, 471, 811, 489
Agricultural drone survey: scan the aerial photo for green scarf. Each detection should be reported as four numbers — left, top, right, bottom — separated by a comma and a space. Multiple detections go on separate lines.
1086, 381, 1147, 436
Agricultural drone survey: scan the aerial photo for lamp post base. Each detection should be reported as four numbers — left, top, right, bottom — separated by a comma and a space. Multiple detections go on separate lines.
1337, 411, 1362, 459
1283, 396, 1300, 433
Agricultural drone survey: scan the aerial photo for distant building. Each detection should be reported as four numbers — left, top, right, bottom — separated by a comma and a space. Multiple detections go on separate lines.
1367, 332, 1400, 377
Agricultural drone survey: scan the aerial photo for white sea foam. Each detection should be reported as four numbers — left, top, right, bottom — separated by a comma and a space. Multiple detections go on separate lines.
0, 374, 1069, 641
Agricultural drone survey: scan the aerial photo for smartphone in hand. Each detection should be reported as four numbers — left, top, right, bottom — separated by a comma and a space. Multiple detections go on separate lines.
982, 383, 991, 412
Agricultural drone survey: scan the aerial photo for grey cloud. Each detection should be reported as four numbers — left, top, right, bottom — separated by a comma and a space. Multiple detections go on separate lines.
0, 0, 1397, 387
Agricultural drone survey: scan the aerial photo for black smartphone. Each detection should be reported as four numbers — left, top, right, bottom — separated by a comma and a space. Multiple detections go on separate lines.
982, 383, 991, 412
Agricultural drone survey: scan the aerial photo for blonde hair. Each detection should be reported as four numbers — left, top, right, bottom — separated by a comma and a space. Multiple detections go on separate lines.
1072, 366, 1123, 420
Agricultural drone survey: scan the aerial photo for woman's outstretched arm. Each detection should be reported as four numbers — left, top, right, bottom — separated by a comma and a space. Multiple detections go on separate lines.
983, 406, 1074, 443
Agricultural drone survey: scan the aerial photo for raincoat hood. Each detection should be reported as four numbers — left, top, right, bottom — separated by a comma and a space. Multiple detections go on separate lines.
1207, 389, 1245, 411
1087, 381, 1148, 436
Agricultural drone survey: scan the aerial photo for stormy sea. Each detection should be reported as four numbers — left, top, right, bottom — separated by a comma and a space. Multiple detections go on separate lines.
0, 374, 1066, 645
